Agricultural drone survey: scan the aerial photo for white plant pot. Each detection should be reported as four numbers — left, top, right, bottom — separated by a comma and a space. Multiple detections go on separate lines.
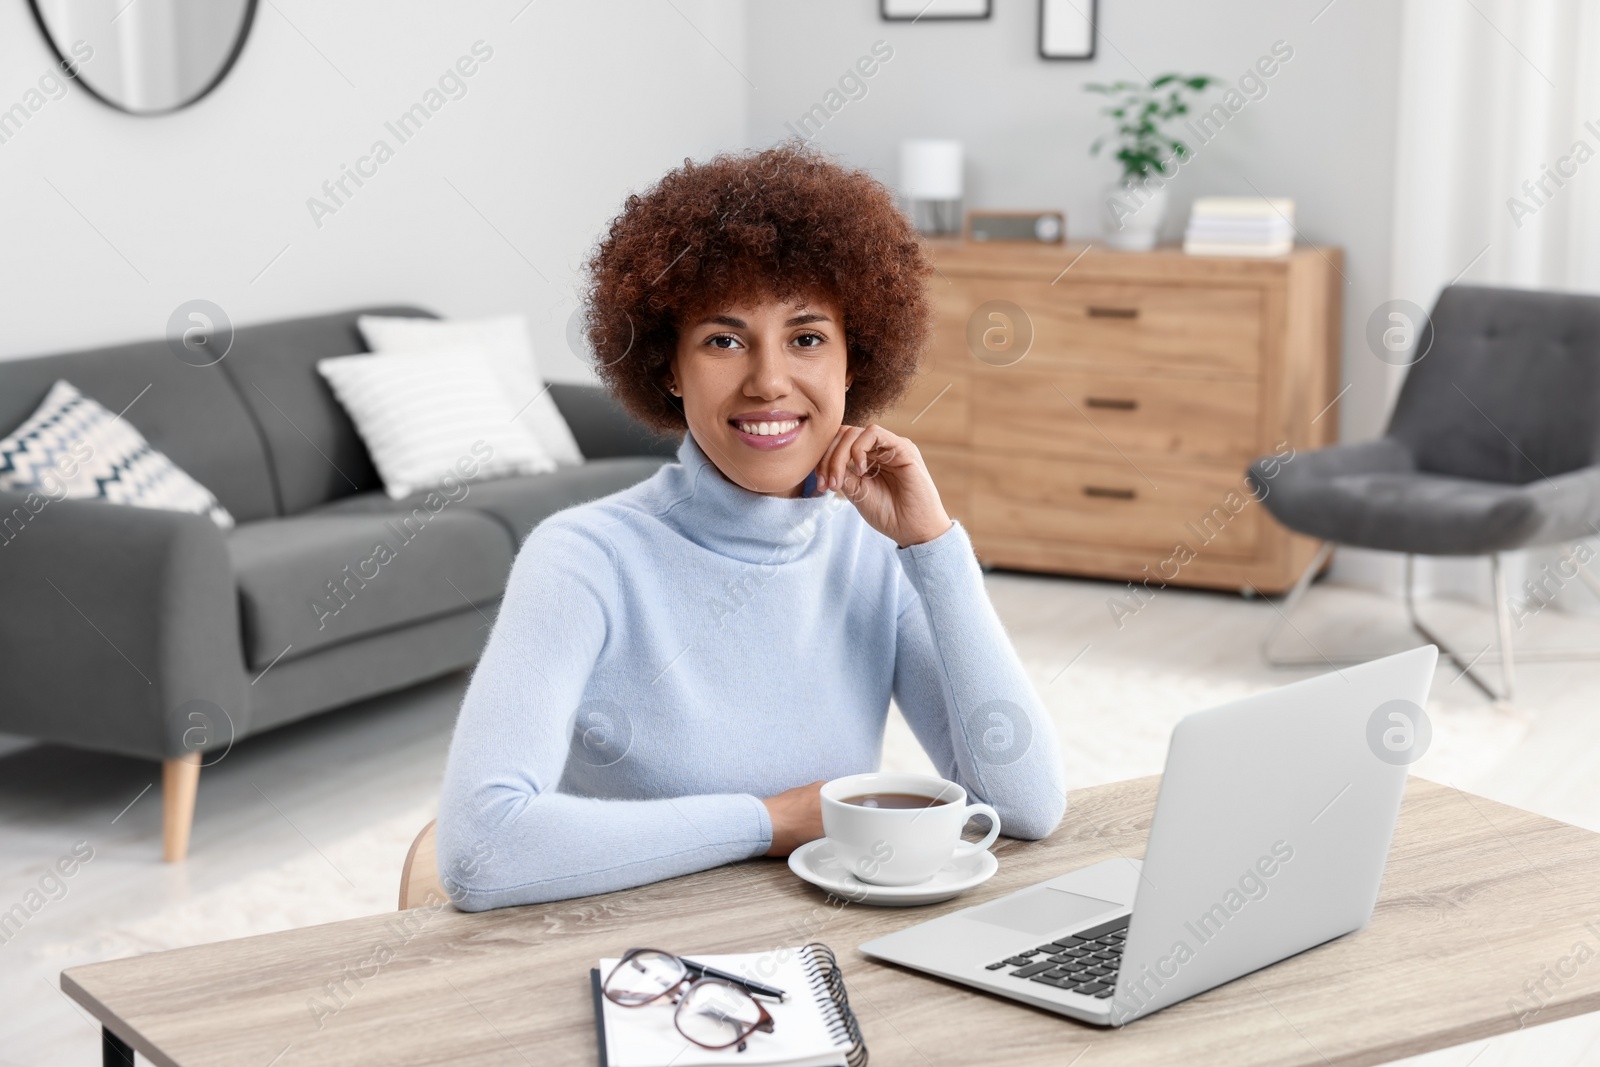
1101, 181, 1169, 251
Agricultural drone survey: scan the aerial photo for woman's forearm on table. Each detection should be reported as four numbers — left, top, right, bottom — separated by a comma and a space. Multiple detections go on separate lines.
435, 521, 774, 908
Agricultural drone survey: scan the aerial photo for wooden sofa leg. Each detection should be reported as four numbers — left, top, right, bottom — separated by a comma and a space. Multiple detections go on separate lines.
162, 752, 202, 862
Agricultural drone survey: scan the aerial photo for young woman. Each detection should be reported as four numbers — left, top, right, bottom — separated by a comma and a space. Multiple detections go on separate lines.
436, 145, 1066, 909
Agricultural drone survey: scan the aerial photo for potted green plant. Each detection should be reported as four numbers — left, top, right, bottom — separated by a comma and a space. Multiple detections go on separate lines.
1085, 74, 1217, 250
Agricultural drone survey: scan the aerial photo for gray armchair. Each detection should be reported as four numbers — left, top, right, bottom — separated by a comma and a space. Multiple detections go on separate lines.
1248, 284, 1600, 701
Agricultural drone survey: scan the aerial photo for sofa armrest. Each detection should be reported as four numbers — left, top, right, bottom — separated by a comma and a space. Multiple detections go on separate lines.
548, 382, 681, 460
0, 491, 247, 761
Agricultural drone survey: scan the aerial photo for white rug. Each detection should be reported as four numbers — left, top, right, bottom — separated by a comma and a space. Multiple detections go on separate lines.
1042, 658, 1534, 791
36, 806, 433, 964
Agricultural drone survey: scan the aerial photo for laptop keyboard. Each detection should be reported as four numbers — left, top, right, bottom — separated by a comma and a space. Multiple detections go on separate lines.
982, 915, 1128, 999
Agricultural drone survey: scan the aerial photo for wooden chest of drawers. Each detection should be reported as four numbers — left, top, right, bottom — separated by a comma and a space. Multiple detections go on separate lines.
880, 240, 1343, 595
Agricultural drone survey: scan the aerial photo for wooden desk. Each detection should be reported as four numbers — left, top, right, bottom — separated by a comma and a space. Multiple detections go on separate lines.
64, 777, 1600, 1066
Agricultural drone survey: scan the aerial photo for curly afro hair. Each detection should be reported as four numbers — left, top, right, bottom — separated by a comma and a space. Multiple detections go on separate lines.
581, 142, 933, 434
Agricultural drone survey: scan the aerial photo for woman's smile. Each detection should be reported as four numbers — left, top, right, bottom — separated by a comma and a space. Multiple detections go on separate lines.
668, 294, 849, 493
729, 409, 808, 451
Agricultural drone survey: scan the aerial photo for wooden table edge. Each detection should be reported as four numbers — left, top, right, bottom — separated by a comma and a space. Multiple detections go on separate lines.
55, 775, 1600, 1066
61, 968, 180, 1067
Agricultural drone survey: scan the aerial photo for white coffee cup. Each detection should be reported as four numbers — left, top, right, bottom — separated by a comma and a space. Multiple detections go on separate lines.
820, 772, 1001, 887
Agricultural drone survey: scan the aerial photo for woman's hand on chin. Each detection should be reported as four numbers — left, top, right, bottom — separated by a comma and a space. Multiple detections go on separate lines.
814, 424, 954, 548
762, 780, 826, 857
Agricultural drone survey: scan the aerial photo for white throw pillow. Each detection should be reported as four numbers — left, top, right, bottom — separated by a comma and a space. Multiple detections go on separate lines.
357, 313, 585, 466
316, 349, 557, 500
0, 379, 234, 528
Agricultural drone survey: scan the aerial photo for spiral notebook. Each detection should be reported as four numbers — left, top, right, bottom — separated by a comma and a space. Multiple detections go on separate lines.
590, 943, 867, 1067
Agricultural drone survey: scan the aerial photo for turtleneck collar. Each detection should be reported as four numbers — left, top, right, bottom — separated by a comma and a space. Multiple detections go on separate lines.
653, 431, 839, 565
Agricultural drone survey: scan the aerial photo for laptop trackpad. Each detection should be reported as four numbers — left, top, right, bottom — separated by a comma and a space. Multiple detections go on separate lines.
965, 886, 1124, 935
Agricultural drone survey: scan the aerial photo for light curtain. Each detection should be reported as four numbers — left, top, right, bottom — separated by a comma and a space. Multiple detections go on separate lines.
1385, 0, 1600, 612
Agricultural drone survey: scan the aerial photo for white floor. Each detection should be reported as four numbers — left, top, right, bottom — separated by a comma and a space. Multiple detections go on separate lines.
4, 569, 1600, 1066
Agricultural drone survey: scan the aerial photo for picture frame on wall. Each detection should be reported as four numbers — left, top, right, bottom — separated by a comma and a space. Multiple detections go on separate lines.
1039, 0, 1097, 59
881, 0, 991, 20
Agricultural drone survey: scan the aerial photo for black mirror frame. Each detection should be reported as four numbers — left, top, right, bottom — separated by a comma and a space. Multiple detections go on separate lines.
27, 0, 258, 117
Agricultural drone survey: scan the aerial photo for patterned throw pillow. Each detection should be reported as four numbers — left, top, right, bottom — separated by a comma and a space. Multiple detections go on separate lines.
0, 379, 234, 529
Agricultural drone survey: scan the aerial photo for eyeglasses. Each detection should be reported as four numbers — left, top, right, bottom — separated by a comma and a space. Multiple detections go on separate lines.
601, 948, 776, 1052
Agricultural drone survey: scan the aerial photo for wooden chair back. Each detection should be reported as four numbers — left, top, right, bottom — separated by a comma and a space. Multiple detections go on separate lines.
399, 818, 443, 910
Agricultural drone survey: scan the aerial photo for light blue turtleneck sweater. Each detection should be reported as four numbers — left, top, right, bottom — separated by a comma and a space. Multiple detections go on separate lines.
436, 431, 1067, 910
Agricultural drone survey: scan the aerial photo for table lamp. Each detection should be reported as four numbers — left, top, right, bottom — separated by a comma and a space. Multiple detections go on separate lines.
900, 139, 964, 236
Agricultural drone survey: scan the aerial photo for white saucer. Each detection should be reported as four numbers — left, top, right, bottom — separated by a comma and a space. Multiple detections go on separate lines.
787, 839, 998, 907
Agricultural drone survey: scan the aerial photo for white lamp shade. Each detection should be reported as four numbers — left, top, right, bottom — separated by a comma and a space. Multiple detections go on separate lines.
900, 139, 964, 200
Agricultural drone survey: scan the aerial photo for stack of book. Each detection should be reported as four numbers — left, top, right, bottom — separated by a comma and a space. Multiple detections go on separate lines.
1183, 197, 1296, 257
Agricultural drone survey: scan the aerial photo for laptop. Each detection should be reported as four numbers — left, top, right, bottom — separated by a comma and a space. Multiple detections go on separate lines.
859, 645, 1438, 1026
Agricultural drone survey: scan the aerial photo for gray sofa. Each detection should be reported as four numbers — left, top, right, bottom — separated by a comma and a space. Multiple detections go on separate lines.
0, 306, 677, 859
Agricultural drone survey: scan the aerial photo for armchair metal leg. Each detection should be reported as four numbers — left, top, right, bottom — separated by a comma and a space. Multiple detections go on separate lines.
1262, 542, 1346, 667
1474, 543, 1600, 664
1265, 542, 1599, 702
1403, 554, 1513, 702
1492, 554, 1517, 701
1574, 544, 1600, 600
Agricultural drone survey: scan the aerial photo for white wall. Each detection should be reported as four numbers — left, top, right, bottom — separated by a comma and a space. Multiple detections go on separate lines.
2, 0, 1415, 589
0, 0, 748, 382
747, 0, 1406, 586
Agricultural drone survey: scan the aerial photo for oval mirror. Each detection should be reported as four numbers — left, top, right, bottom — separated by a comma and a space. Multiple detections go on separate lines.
29, 0, 256, 116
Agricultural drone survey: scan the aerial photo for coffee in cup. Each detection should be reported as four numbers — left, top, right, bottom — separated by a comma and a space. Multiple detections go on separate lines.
840, 792, 952, 810
820, 772, 1001, 887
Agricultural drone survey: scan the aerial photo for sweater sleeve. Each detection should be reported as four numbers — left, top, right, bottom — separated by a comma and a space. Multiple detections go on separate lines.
434, 519, 773, 911
891, 520, 1068, 839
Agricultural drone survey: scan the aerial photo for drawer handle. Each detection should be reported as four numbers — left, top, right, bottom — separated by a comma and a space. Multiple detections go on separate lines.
1085, 396, 1138, 411
1083, 486, 1137, 500
1087, 306, 1139, 320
